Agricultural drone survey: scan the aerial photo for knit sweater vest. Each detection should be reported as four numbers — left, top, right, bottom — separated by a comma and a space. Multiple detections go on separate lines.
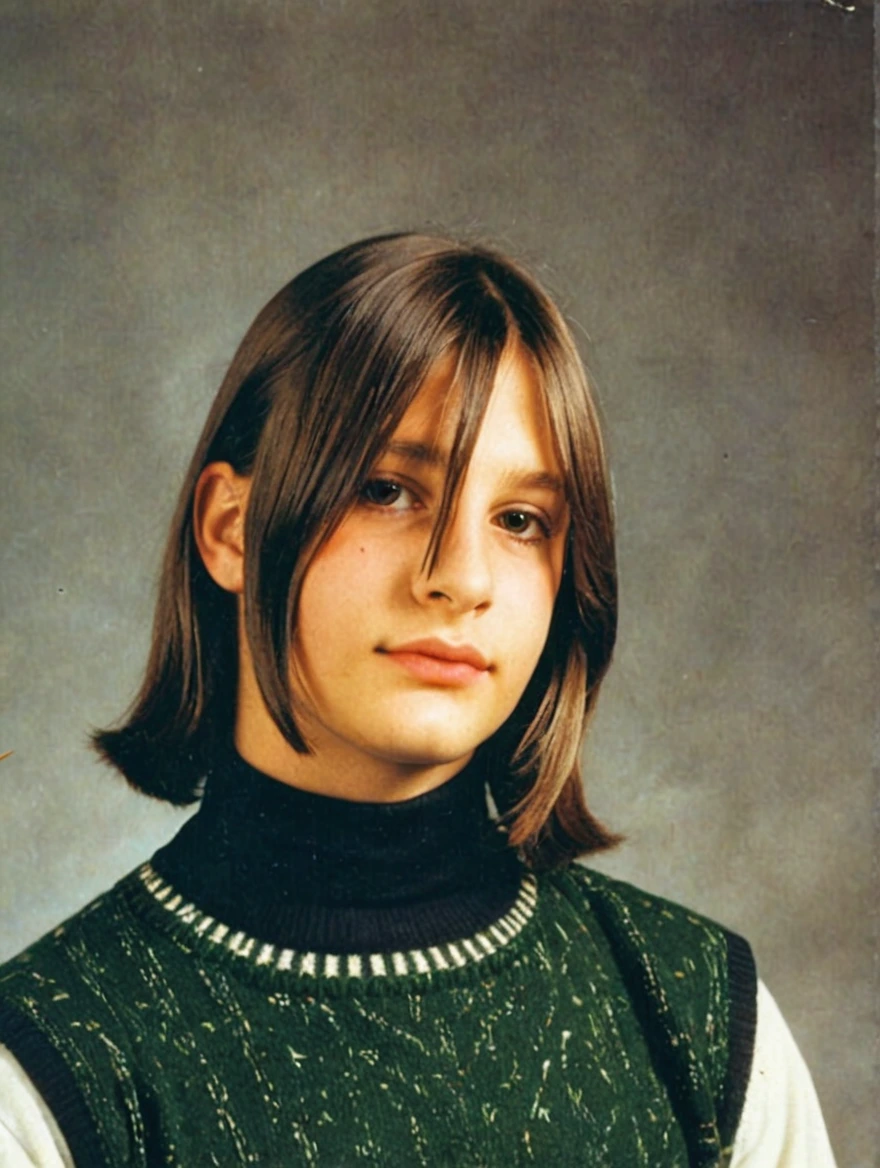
0, 756, 756, 1167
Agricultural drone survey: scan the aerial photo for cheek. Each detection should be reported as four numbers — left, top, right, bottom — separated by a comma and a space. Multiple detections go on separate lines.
296, 529, 398, 648
498, 565, 560, 670
299, 563, 363, 649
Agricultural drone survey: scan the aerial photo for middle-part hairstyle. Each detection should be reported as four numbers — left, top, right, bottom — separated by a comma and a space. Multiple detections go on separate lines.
94, 232, 619, 869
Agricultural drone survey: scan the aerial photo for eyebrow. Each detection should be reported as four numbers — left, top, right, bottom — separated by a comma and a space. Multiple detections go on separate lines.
384, 439, 565, 495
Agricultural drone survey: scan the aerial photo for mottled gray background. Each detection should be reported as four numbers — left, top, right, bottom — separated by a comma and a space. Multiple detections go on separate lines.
0, 0, 873, 1161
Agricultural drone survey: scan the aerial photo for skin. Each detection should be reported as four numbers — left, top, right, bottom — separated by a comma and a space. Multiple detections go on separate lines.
194, 343, 569, 803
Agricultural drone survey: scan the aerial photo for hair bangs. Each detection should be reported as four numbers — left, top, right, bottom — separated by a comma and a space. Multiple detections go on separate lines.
420, 294, 513, 576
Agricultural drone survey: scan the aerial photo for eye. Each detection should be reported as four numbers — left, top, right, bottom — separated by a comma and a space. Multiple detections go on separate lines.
497, 510, 551, 542
360, 478, 417, 511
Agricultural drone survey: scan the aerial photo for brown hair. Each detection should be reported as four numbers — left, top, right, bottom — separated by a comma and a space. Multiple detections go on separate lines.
93, 233, 620, 869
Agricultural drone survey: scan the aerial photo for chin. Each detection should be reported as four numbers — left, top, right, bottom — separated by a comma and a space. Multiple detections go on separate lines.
360, 726, 486, 770
369, 695, 507, 761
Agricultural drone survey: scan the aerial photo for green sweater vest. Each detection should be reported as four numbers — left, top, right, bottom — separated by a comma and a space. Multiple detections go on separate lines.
0, 862, 755, 1167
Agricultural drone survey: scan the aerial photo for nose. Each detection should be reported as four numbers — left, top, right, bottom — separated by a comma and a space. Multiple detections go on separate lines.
411, 507, 493, 615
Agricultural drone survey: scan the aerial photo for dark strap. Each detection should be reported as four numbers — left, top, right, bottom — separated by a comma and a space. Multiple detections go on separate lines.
0, 1001, 110, 1168
580, 882, 726, 1167
718, 929, 758, 1150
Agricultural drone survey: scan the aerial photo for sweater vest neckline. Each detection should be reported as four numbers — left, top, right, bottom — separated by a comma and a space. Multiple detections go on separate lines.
122, 861, 540, 993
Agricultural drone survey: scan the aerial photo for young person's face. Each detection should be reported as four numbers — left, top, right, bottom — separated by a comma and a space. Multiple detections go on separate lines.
284, 343, 570, 794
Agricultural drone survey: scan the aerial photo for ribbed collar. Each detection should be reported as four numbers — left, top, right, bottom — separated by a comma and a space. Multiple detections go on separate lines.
151, 751, 524, 953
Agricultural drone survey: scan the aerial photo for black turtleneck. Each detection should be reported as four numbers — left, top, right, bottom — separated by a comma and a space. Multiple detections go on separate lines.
151, 751, 524, 954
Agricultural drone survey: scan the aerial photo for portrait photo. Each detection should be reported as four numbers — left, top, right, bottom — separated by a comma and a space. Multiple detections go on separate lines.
0, 2, 872, 1164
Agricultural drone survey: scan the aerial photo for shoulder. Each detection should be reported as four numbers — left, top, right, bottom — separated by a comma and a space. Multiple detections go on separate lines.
0, 871, 143, 1057
0, 876, 133, 988
544, 863, 758, 1150
0, 867, 173, 1043
553, 862, 738, 945
0, 867, 163, 1077
547, 863, 758, 1048
547, 862, 755, 987
0, 865, 206, 1166
0, 876, 146, 1168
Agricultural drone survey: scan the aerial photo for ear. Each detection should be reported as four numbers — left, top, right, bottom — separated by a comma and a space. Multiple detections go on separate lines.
193, 462, 251, 594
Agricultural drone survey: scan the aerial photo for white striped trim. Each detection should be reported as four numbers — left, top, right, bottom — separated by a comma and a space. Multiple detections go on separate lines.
135, 863, 538, 982
489, 922, 511, 945
427, 946, 450, 971
447, 944, 467, 968
391, 952, 408, 976
409, 949, 431, 974
461, 938, 485, 962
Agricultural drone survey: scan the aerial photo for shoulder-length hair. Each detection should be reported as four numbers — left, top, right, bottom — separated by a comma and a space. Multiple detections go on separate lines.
94, 232, 619, 869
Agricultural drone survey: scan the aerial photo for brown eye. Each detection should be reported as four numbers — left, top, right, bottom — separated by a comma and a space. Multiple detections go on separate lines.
497, 510, 550, 541
360, 478, 419, 511
362, 480, 402, 506
501, 511, 531, 534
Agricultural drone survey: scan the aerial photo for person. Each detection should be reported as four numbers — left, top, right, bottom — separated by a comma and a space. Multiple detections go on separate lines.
0, 233, 836, 1166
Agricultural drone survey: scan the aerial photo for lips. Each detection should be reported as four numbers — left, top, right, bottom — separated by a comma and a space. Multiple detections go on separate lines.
380, 638, 490, 687
386, 638, 489, 669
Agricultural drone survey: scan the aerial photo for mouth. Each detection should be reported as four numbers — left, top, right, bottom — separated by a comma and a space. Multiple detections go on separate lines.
379, 638, 491, 688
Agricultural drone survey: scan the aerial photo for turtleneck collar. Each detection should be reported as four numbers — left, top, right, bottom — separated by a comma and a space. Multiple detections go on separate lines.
151, 750, 524, 953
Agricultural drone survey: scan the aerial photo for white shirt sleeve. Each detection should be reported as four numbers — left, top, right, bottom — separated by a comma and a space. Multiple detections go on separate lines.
0, 984, 836, 1168
730, 979, 837, 1167
0, 1044, 74, 1167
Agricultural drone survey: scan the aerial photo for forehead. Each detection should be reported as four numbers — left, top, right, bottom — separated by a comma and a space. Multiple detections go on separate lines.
388, 344, 561, 477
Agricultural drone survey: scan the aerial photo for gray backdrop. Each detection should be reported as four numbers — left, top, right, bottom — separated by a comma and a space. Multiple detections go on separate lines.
1, 1, 873, 1161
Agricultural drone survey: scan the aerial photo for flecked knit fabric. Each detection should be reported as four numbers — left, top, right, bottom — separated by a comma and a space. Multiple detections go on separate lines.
0, 860, 753, 1167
